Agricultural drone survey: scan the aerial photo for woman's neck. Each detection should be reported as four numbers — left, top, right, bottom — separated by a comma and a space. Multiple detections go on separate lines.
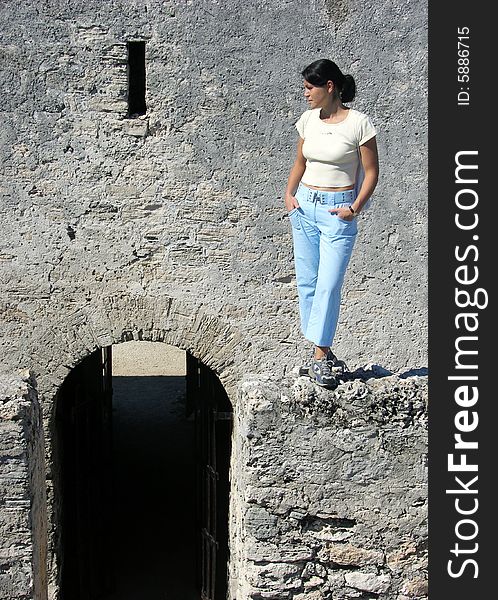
319, 98, 346, 120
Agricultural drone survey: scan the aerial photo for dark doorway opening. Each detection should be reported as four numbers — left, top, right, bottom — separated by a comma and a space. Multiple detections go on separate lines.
55, 343, 232, 600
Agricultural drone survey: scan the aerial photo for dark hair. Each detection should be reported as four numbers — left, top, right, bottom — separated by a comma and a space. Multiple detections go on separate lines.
301, 59, 356, 103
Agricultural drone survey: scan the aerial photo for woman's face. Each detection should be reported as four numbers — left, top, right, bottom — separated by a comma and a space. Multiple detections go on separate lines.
303, 79, 334, 107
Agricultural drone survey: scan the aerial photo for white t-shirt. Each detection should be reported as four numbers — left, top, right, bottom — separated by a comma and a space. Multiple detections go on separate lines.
295, 108, 377, 188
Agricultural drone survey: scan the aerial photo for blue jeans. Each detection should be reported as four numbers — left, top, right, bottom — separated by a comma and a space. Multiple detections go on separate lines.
289, 182, 358, 347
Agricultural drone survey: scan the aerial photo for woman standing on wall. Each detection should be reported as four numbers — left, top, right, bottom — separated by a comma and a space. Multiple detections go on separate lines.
285, 59, 379, 388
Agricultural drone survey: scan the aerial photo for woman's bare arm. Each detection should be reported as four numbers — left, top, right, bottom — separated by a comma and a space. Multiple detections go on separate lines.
284, 137, 306, 211
351, 136, 379, 214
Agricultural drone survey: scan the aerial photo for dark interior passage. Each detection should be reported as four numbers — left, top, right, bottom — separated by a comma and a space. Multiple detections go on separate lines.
55, 342, 232, 600
104, 372, 197, 600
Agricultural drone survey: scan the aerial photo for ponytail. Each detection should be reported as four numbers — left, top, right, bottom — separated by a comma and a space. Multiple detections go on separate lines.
340, 74, 356, 102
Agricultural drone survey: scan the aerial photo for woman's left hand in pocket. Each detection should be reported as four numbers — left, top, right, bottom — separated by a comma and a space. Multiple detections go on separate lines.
328, 207, 355, 221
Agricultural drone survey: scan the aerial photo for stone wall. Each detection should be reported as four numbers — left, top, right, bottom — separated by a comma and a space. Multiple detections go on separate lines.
0, 0, 428, 597
0, 371, 47, 600
1, 365, 427, 600
231, 371, 428, 599
1, 0, 427, 375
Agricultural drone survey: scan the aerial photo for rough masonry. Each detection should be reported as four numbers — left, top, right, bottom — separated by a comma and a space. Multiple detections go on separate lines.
230, 370, 427, 599
0, 0, 427, 598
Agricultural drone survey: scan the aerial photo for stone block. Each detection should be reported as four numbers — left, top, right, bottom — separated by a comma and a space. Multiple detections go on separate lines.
318, 543, 384, 567
345, 572, 391, 594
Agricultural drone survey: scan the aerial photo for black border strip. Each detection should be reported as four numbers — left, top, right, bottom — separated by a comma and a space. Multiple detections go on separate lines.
429, 2, 493, 596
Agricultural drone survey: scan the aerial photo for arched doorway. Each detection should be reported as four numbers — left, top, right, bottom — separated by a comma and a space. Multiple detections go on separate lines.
53, 342, 232, 600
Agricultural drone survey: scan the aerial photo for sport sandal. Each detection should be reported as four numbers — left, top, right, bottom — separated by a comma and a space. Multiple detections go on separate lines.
309, 356, 338, 389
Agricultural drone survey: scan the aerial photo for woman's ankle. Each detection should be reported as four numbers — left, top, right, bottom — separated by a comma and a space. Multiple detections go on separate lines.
314, 346, 329, 360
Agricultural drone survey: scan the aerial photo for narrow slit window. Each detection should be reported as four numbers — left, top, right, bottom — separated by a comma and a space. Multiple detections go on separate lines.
127, 41, 146, 117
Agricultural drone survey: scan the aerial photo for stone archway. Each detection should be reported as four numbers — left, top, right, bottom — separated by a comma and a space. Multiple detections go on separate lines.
1, 294, 429, 600
21, 295, 243, 600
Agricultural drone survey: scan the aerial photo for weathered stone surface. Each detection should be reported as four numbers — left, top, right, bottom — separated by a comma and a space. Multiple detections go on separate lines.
0, 0, 427, 597
318, 543, 384, 567
401, 576, 429, 597
293, 592, 324, 600
230, 373, 427, 599
247, 561, 302, 591
1, 369, 427, 599
387, 541, 427, 572
345, 571, 392, 594
0, 371, 47, 600
246, 541, 314, 564
0, 0, 427, 381
245, 506, 280, 541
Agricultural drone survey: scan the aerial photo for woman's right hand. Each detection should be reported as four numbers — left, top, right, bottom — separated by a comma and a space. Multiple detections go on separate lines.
285, 191, 300, 212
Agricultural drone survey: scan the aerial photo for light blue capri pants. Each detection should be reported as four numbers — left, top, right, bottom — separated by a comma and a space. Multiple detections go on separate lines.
289, 182, 358, 347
